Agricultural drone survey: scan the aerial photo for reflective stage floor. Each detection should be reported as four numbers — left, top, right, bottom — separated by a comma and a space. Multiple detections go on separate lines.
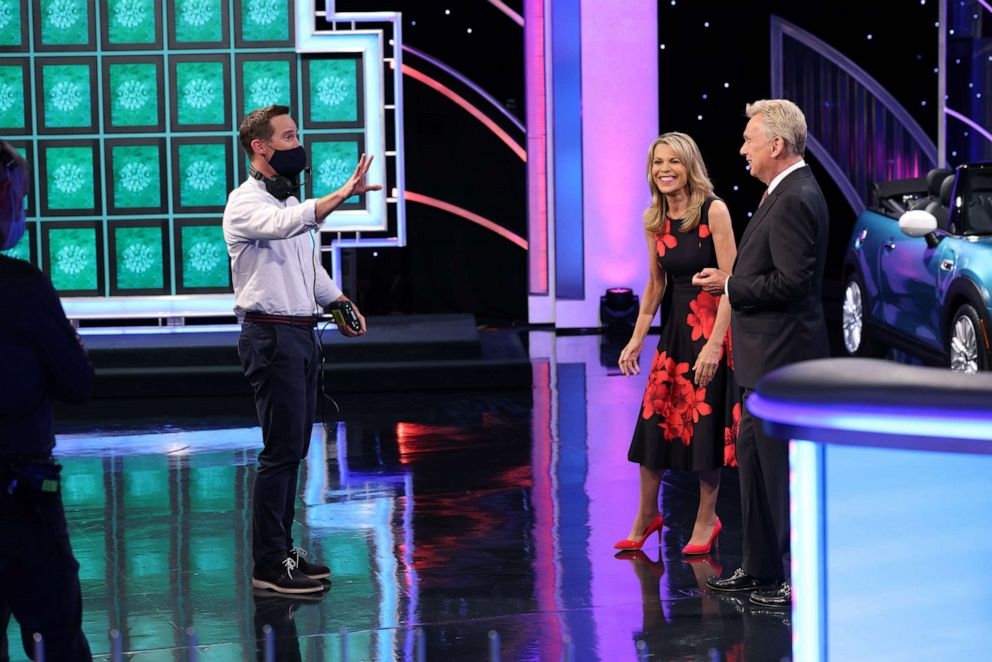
6, 333, 791, 661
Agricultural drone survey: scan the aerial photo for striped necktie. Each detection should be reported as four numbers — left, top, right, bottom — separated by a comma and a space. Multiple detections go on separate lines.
758, 189, 769, 207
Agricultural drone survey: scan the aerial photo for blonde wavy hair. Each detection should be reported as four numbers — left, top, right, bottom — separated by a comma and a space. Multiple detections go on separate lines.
643, 132, 714, 234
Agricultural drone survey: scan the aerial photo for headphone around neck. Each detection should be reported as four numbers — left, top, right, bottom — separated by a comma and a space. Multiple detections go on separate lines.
248, 165, 310, 201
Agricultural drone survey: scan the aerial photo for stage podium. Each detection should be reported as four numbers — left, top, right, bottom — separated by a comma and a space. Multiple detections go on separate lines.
748, 359, 992, 662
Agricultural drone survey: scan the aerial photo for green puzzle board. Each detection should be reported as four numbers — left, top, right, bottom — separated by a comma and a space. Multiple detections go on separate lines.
0, 0, 368, 296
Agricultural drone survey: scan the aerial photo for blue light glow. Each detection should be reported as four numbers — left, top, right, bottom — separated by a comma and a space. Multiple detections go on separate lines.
790, 440, 826, 662
747, 393, 992, 443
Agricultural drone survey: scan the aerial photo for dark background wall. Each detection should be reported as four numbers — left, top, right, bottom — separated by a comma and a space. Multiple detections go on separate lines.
336, 0, 527, 324
658, 0, 939, 292
334, 1, 939, 324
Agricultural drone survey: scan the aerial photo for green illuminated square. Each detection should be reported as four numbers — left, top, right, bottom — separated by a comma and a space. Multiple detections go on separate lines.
177, 143, 227, 207
42, 64, 92, 129
176, 61, 225, 126
240, 0, 289, 42
190, 465, 235, 512
112, 145, 161, 208
40, 0, 90, 46
0, 66, 25, 130
45, 146, 95, 210
48, 227, 98, 291
114, 226, 164, 290
312, 141, 359, 203
180, 225, 228, 288
173, 0, 222, 43
109, 63, 159, 127
308, 59, 359, 123
242, 59, 291, 110
0, 231, 29, 262
0, 0, 23, 47
107, 0, 157, 45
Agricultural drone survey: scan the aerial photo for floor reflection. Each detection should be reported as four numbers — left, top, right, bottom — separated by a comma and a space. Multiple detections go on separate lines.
4, 333, 791, 661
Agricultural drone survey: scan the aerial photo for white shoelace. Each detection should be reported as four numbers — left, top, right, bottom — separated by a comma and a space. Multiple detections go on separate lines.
281, 557, 299, 577
290, 546, 309, 563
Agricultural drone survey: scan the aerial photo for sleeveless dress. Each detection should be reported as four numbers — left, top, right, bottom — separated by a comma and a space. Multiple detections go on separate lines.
627, 197, 740, 471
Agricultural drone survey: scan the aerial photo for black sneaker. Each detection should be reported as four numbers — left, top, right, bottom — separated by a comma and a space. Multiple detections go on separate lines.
289, 546, 331, 580
252, 558, 323, 594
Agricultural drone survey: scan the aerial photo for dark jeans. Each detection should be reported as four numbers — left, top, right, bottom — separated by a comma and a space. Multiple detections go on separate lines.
737, 390, 791, 582
239, 322, 320, 567
0, 492, 92, 661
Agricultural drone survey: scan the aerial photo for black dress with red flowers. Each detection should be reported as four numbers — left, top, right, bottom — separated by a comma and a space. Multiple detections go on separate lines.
628, 197, 740, 471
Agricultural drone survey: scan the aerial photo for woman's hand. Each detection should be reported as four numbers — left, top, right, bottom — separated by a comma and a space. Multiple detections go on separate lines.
693, 341, 723, 387
618, 340, 643, 377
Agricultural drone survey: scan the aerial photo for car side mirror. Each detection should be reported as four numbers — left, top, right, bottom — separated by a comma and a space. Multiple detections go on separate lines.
899, 209, 941, 248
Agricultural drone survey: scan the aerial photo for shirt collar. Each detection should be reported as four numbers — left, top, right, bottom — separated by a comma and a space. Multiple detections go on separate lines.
767, 159, 807, 194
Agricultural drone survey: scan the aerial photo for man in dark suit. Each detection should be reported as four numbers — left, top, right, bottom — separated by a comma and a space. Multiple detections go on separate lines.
692, 98, 829, 608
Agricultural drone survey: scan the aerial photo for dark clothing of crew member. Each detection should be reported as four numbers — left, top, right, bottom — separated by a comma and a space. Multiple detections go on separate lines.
0, 254, 94, 661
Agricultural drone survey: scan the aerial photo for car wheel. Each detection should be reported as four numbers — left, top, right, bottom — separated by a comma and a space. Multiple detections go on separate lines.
948, 304, 990, 373
842, 272, 886, 357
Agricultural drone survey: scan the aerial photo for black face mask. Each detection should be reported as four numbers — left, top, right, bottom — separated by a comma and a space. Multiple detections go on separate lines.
251, 145, 310, 201
267, 145, 307, 179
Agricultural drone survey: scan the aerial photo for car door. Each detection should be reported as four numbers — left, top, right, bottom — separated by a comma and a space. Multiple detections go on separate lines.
877, 228, 951, 349
851, 212, 896, 322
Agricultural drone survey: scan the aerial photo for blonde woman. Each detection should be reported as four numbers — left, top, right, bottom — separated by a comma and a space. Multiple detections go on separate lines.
616, 132, 740, 555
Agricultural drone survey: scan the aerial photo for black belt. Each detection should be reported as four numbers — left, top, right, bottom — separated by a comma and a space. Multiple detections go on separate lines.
244, 312, 319, 328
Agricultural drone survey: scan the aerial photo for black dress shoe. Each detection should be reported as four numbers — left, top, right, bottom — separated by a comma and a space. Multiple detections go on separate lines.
705, 567, 777, 592
749, 581, 791, 608
252, 558, 324, 594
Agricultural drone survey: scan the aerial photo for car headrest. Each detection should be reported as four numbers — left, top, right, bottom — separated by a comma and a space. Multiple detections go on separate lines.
926, 167, 953, 196
939, 174, 955, 206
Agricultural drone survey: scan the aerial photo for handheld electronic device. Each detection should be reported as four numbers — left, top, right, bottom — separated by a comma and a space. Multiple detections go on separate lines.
325, 300, 363, 333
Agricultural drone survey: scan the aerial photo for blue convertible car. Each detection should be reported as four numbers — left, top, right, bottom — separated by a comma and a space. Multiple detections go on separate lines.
842, 162, 992, 372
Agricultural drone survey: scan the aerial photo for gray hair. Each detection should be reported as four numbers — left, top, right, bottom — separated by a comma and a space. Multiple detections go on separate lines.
745, 99, 807, 157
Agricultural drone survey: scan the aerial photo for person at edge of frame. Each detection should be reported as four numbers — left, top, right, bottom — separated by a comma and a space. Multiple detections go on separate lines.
0, 140, 94, 661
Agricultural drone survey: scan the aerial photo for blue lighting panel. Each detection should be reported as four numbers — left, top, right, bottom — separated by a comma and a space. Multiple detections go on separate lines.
551, 0, 584, 299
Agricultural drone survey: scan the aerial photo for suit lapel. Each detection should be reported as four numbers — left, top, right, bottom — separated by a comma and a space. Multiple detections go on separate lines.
734, 168, 811, 263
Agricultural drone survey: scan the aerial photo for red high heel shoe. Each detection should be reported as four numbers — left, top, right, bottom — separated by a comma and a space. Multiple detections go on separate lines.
681, 517, 722, 555
614, 513, 664, 550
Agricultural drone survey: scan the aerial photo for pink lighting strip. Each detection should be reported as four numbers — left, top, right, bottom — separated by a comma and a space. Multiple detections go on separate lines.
488, 0, 525, 26
525, 0, 549, 295
405, 191, 529, 250
945, 107, 992, 144
402, 64, 527, 162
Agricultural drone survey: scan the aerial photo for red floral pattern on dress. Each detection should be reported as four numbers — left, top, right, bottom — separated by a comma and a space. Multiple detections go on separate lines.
687, 291, 720, 341
699, 223, 710, 238
641, 350, 713, 446
655, 218, 677, 257
723, 402, 741, 467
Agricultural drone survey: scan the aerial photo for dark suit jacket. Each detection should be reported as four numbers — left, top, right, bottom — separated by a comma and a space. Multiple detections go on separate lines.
728, 167, 830, 389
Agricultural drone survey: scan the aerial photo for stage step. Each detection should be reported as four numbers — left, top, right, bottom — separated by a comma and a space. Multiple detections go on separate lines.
80, 314, 531, 398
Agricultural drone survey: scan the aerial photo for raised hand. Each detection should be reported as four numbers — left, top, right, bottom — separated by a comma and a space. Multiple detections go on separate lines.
338, 153, 384, 199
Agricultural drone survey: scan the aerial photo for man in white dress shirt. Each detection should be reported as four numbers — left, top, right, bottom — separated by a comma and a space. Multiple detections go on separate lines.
224, 105, 380, 594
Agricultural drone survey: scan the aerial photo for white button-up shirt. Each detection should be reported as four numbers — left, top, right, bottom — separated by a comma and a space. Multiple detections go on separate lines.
222, 178, 342, 318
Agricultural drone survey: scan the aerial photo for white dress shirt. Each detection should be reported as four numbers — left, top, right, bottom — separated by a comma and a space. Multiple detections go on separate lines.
222, 177, 342, 318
